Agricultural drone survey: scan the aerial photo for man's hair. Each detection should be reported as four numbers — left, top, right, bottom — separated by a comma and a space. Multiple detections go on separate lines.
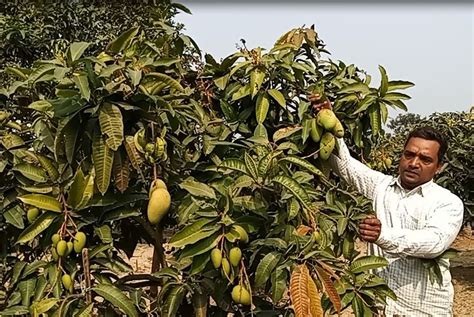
404, 126, 448, 163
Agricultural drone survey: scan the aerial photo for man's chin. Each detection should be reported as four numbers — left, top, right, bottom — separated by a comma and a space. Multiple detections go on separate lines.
400, 176, 419, 190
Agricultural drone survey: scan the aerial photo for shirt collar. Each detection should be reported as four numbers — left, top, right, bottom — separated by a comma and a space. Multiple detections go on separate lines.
390, 176, 434, 197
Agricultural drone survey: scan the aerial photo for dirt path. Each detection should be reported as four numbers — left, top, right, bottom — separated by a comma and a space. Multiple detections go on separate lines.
128, 227, 474, 316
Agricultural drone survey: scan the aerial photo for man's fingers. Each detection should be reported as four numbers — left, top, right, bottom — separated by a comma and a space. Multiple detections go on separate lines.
360, 229, 379, 238
359, 223, 380, 230
362, 218, 381, 226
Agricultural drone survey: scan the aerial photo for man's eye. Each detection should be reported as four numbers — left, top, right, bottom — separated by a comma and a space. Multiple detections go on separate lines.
403, 152, 414, 159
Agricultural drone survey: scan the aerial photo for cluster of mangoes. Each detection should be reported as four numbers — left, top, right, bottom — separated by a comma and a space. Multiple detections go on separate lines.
210, 225, 251, 305
310, 109, 344, 160
147, 179, 171, 225
366, 151, 393, 171
133, 128, 167, 164
51, 231, 87, 260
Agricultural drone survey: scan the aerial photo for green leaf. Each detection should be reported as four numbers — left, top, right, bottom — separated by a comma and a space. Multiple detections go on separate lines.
67, 42, 90, 64
18, 194, 61, 212
271, 267, 288, 303
72, 74, 90, 101
273, 125, 302, 142
92, 284, 138, 317
383, 92, 411, 101
92, 133, 114, 195
338, 83, 370, 94
95, 225, 113, 243
33, 276, 48, 301
29, 64, 55, 83
255, 92, 270, 124
12, 163, 48, 183
353, 95, 377, 115
146, 72, 184, 92
255, 252, 281, 288
0, 306, 29, 315
75, 303, 94, 317
162, 285, 186, 317
179, 232, 221, 259
29, 297, 58, 315
349, 256, 388, 273
214, 74, 230, 90
378, 65, 388, 97
250, 68, 265, 98
67, 168, 85, 209
16, 212, 57, 244
19, 278, 36, 306
190, 252, 210, 275
368, 104, 381, 136
268, 89, 286, 108
127, 69, 142, 87
169, 219, 217, 248
29, 100, 53, 113
102, 208, 141, 223
272, 175, 310, 207
179, 180, 217, 200
280, 156, 325, 178
288, 198, 300, 220
219, 159, 248, 174
4, 205, 25, 229
99, 103, 124, 151
107, 27, 140, 54
244, 152, 258, 180
36, 154, 59, 181
11, 262, 27, 285
258, 151, 280, 178
387, 80, 414, 91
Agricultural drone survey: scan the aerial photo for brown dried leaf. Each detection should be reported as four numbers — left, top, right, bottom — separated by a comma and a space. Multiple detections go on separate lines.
113, 149, 129, 193
307, 273, 324, 317
315, 265, 342, 314
124, 136, 143, 169
290, 264, 310, 317
296, 225, 312, 236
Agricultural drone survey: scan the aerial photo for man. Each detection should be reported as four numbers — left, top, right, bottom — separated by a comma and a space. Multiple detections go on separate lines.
329, 125, 464, 316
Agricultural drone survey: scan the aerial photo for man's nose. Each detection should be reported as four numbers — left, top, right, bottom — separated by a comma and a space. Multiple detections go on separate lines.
408, 156, 420, 167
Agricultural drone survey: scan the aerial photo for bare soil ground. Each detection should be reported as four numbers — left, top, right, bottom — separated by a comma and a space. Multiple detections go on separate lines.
127, 227, 474, 316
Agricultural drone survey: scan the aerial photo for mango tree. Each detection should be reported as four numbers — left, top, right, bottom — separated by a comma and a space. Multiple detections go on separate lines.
0, 18, 413, 316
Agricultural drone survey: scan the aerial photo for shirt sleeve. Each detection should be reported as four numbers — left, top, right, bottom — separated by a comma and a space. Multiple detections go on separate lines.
375, 197, 464, 258
329, 138, 388, 200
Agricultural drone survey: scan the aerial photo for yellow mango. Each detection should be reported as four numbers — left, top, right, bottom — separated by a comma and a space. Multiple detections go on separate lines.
316, 109, 337, 130
231, 285, 251, 305
27, 207, 39, 223
319, 132, 335, 160
384, 158, 392, 168
310, 118, 323, 142
229, 247, 242, 267
66, 241, 74, 255
73, 231, 87, 253
147, 188, 171, 225
221, 258, 231, 278
211, 248, 223, 269
62, 274, 73, 292
149, 179, 167, 197
51, 233, 61, 247
56, 240, 67, 257
232, 225, 249, 244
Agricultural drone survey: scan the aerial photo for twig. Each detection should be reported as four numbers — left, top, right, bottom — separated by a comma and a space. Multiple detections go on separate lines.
82, 248, 92, 304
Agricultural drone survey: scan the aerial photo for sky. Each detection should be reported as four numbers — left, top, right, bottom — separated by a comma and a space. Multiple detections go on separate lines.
176, 2, 473, 118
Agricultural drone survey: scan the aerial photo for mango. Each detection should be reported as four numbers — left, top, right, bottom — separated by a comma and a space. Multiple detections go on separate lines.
232, 225, 249, 244
310, 118, 323, 142
211, 248, 223, 269
316, 109, 337, 130
51, 247, 59, 261
147, 188, 171, 225
56, 240, 67, 257
145, 143, 155, 154
27, 207, 39, 223
51, 233, 61, 247
62, 274, 73, 292
148, 179, 167, 197
66, 241, 74, 255
231, 285, 251, 305
319, 132, 336, 160
73, 231, 87, 253
332, 119, 344, 138
229, 247, 242, 267
221, 258, 231, 278
384, 158, 392, 168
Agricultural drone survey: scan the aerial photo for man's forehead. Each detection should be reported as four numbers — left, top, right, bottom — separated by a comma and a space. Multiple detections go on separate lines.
404, 137, 440, 154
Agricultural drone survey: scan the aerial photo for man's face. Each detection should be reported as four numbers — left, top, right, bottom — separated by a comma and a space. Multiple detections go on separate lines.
399, 137, 442, 190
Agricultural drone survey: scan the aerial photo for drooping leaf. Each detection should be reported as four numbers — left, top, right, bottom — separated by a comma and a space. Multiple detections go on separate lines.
179, 232, 221, 259
36, 154, 59, 181
290, 264, 310, 317
280, 156, 325, 178
29, 297, 58, 315
99, 103, 124, 151
12, 164, 48, 183
315, 266, 341, 314
271, 267, 288, 303
18, 278, 36, 306
18, 194, 61, 212
113, 150, 129, 193
272, 175, 310, 207
124, 136, 143, 169
179, 180, 216, 200
92, 284, 138, 317
268, 89, 286, 108
106, 27, 140, 54
378, 65, 388, 97
250, 68, 265, 98
387, 80, 415, 91
95, 225, 113, 243
255, 92, 270, 124
16, 212, 57, 244
349, 256, 388, 273
169, 219, 217, 248
67, 42, 90, 63
72, 74, 91, 101
0, 306, 29, 315
255, 252, 282, 288
92, 133, 114, 195
146, 72, 184, 92
307, 275, 323, 317
162, 285, 186, 317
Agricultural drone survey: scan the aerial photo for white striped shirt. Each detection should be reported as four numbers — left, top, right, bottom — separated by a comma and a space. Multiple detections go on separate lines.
330, 139, 464, 316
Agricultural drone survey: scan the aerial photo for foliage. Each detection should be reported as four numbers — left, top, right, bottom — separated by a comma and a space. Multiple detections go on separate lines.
0, 10, 414, 316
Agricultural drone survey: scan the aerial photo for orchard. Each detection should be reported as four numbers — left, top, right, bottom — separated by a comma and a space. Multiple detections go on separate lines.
0, 2, 471, 316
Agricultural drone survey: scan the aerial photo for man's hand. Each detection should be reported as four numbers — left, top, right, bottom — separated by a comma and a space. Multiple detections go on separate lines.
308, 93, 332, 112
359, 215, 381, 243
